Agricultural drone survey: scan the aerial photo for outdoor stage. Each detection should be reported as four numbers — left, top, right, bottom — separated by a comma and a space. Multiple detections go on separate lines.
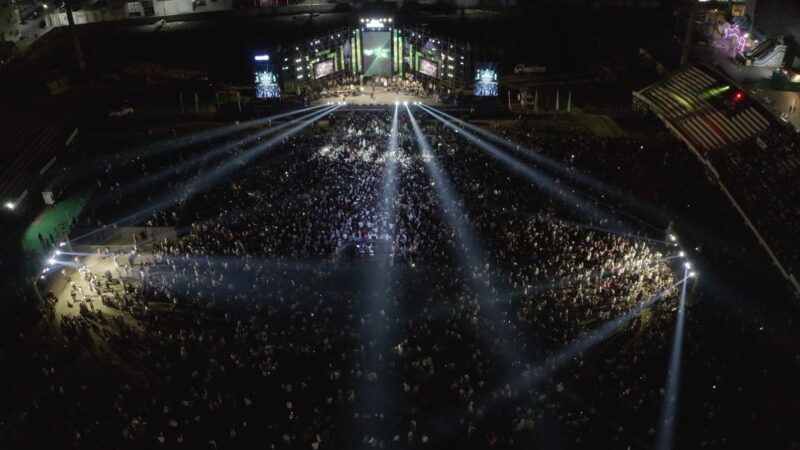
311, 87, 444, 106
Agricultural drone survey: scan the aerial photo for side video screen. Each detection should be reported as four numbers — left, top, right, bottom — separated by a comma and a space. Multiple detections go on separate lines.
255, 71, 280, 99
474, 63, 499, 97
420, 59, 437, 78
314, 59, 334, 79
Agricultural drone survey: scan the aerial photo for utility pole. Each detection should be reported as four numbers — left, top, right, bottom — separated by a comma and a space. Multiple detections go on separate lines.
567, 91, 572, 113
680, 0, 697, 66
64, 0, 86, 71
555, 89, 560, 112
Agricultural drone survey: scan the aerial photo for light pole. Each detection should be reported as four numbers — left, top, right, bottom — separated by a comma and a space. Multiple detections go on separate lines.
680, 0, 698, 65
64, 0, 86, 71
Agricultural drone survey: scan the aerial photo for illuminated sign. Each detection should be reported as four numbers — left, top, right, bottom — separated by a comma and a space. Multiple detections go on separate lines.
254, 54, 270, 61
363, 47, 390, 59
361, 17, 393, 29
723, 24, 746, 53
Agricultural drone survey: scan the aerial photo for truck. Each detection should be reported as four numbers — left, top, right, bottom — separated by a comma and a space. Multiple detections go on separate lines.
514, 64, 547, 74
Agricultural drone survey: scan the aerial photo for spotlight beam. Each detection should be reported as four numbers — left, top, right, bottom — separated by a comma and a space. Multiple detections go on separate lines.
49, 251, 93, 257
131, 253, 361, 294
377, 103, 401, 244
179, 104, 341, 207
140, 254, 365, 298
350, 103, 402, 446
406, 108, 561, 445
558, 219, 672, 246
467, 277, 688, 419
522, 266, 615, 298
420, 106, 736, 253
92, 109, 328, 207
72, 105, 340, 243
45, 260, 80, 269
417, 105, 629, 232
405, 105, 493, 300
405, 105, 525, 370
140, 263, 354, 312
418, 104, 667, 226
71, 104, 330, 178
433, 277, 687, 443
167, 138, 327, 236
524, 278, 686, 387
655, 269, 690, 450
153, 253, 331, 272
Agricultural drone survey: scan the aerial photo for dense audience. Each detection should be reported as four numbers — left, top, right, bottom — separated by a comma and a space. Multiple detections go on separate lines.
2, 111, 689, 450
703, 130, 800, 275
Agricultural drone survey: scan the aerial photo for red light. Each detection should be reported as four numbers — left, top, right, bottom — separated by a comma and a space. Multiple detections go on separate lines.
734, 91, 744, 102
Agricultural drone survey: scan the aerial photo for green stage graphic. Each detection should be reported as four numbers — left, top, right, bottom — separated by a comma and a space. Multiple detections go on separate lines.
362, 31, 391, 77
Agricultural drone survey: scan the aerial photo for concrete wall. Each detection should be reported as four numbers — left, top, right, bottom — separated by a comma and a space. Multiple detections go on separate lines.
47, 8, 127, 27
46, 0, 234, 26
72, 227, 177, 247
0, 0, 21, 43
154, 0, 234, 18
10, 0, 339, 52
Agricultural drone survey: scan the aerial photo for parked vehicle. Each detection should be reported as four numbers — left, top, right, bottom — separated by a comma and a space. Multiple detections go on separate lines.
514, 64, 547, 74
109, 106, 134, 117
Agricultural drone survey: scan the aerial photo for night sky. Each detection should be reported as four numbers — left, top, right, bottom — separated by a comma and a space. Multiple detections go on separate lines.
755, 0, 800, 38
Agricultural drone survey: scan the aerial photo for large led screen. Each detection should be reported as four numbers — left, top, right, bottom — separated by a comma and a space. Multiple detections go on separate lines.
314, 59, 334, 79
420, 59, 437, 78
254, 71, 280, 99
474, 63, 499, 97
362, 31, 391, 77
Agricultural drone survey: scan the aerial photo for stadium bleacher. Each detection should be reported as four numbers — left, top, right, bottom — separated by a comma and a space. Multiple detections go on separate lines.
635, 64, 800, 294
0, 111, 68, 202
635, 65, 772, 151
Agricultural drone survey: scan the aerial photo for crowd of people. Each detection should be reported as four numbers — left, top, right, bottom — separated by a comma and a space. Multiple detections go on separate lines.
703, 130, 800, 277
3, 110, 694, 450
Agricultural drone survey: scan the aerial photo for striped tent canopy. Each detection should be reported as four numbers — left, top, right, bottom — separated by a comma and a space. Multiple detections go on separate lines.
634, 65, 773, 151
